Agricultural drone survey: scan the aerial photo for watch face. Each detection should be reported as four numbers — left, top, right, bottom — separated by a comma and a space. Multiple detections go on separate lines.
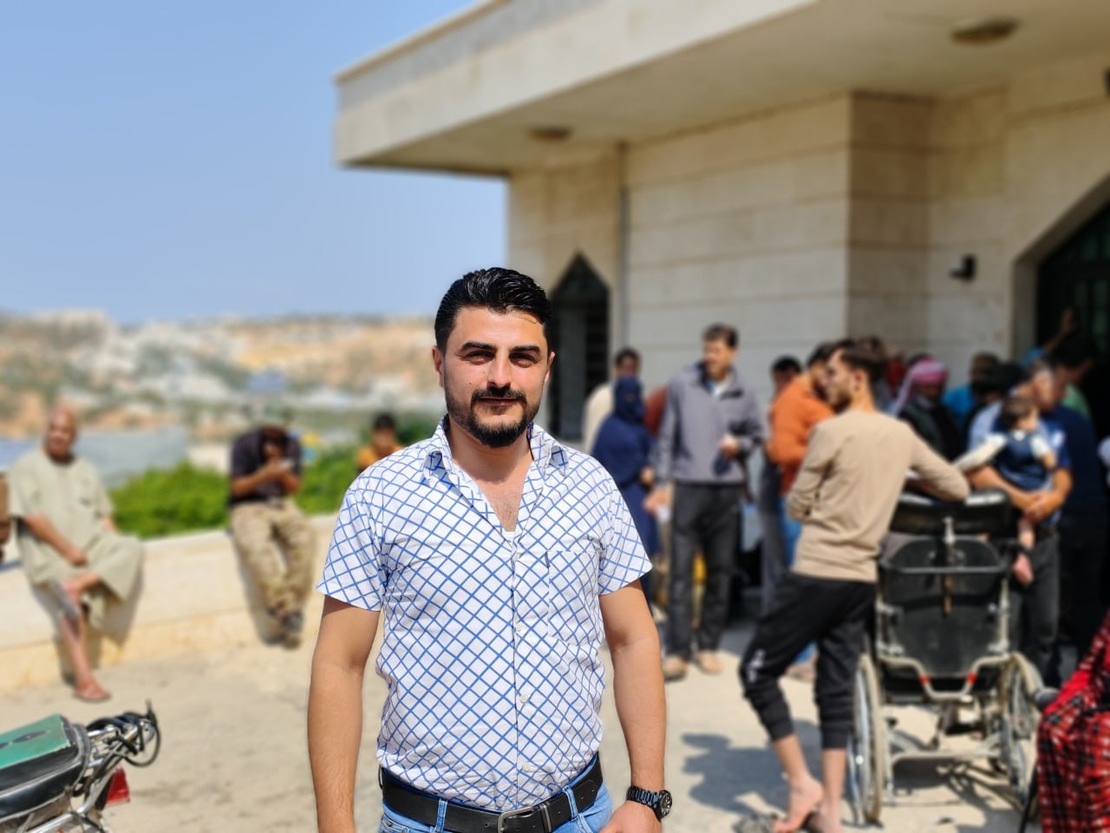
658, 790, 673, 818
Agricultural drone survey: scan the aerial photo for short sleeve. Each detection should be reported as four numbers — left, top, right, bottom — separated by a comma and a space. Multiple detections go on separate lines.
1039, 420, 1071, 471
7, 457, 40, 518
597, 483, 650, 595
229, 435, 257, 479
316, 483, 386, 610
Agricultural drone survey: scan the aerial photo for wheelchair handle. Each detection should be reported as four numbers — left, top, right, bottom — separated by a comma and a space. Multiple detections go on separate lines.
883, 565, 1008, 577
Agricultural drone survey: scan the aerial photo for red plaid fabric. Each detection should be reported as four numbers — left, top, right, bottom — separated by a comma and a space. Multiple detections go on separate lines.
1037, 609, 1110, 831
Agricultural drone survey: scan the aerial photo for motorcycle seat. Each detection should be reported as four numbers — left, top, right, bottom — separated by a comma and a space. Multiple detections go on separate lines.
0, 714, 88, 822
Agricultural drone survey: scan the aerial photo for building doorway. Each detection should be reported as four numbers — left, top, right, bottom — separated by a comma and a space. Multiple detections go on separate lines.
1037, 201, 1110, 436
548, 255, 609, 441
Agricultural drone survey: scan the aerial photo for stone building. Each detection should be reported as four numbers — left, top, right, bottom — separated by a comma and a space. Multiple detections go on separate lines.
334, 0, 1110, 439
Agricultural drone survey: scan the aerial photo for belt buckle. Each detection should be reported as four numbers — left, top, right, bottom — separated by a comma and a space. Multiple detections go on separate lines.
497, 803, 550, 833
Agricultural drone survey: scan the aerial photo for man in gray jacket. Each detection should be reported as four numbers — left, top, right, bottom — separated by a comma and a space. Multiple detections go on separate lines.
647, 323, 764, 681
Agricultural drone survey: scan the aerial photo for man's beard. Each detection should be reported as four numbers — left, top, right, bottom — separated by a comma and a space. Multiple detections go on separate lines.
446, 382, 540, 449
826, 387, 851, 414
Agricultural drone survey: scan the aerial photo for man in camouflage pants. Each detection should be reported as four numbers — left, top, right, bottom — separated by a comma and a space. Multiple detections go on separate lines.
228, 405, 316, 647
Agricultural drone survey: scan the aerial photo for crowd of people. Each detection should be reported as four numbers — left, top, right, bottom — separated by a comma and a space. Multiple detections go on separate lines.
4, 265, 1108, 832
581, 312, 1107, 831
586, 322, 1108, 685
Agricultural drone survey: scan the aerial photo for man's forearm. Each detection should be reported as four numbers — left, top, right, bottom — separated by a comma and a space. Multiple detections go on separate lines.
308, 659, 367, 833
21, 515, 81, 562
278, 470, 302, 494
966, 467, 1034, 510
610, 635, 666, 790
230, 469, 271, 497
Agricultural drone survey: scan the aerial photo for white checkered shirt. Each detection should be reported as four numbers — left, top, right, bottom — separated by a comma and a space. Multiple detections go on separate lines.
318, 419, 650, 810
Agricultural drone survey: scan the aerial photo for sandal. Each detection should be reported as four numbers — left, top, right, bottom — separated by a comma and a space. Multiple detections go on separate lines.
74, 686, 111, 703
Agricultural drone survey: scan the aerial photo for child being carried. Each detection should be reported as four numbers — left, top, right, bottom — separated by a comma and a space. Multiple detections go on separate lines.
954, 394, 1056, 584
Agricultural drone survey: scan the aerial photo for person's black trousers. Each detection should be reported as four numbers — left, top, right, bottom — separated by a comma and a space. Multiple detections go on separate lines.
1057, 507, 1108, 659
666, 483, 743, 659
740, 572, 874, 749
1011, 529, 1060, 682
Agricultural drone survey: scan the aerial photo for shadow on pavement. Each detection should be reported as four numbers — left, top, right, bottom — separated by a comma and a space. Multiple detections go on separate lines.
679, 724, 819, 820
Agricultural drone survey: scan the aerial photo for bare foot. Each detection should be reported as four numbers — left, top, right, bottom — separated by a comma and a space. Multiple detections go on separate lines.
802, 804, 842, 833
61, 581, 86, 608
59, 577, 87, 611
772, 776, 823, 833
74, 682, 111, 703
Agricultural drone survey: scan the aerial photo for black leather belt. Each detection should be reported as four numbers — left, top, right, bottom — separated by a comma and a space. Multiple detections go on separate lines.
380, 758, 603, 833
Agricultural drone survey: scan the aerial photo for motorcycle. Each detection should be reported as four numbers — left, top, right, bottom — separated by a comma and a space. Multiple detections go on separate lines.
0, 704, 160, 832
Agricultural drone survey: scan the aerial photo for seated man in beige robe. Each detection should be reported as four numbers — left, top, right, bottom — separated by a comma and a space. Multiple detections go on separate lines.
8, 406, 143, 702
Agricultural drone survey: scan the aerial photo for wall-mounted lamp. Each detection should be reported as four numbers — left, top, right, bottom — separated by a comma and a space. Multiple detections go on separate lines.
949, 254, 977, 281
529, 126, 573, 143
950, 17, 1020, 46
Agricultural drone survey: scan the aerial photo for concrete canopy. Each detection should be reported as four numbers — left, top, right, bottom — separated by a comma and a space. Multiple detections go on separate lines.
335, 0, 1110, 174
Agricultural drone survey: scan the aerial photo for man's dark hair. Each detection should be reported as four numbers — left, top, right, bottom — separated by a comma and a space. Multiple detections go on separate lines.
771, 355, 802, 375
984, 361, 1030, 395
434, 268, 552, 350
999, 394, 1036, 431
260, 425, 289, 451
372, 413, 397, 432
702, 323, 738, 349
831, 336, 889, 385
614, 347, 640, 367
805, 341, 836, 368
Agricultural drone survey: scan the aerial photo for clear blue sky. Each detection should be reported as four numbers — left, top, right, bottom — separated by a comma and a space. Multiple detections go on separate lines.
0, 1, 503, 323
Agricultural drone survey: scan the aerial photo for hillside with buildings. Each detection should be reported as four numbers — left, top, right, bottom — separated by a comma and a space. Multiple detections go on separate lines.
0, 310, 441, 442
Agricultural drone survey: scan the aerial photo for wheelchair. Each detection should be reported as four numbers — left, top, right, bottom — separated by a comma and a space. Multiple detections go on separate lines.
847, 489, 1042, 825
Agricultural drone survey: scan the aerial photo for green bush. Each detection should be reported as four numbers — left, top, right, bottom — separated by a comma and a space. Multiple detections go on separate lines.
110, 412, 442, 538
396, 412, 440, 446
295, 446, 359, 514
298, 413, 440, 514
111, 463, 229, 538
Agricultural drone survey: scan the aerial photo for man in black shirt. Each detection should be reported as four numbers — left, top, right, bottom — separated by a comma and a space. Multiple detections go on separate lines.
228, 404, 316, 647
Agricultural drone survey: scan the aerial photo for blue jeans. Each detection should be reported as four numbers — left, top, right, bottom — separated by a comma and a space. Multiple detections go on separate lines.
378, 781, 613, 833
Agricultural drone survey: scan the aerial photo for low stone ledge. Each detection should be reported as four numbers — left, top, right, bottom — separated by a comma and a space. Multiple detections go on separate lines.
0, 515, 336, 694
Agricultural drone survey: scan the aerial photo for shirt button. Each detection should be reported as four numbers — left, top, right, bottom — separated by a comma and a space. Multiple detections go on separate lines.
516, 625, 524, 637
519, 692, 529, 704
522, 763, 534, 773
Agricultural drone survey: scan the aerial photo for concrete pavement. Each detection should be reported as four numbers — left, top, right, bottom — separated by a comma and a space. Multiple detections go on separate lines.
0, 616, 1035, 832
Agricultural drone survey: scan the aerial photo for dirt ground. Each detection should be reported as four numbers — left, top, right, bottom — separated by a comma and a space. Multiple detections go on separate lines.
0, 621, 1037, 832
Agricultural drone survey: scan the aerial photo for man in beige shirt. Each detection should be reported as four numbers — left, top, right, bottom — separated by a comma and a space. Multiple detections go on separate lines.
9, 406, 144, 702
739, 338, 968, 833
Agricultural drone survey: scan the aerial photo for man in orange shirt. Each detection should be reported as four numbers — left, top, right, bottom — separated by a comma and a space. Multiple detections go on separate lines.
765, 343, 835, 678
768, 343, 835, 499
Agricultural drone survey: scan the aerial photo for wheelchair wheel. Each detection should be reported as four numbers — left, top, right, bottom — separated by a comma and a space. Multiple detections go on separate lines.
848, 653, 884, 824
999, 652, 1041, 807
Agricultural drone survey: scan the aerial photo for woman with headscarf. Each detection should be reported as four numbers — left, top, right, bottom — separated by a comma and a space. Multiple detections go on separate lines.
891, 355, 963, 460
591, 377, 659, 604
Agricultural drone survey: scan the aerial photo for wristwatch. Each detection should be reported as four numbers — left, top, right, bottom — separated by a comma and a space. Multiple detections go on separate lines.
626, 786, 673, 820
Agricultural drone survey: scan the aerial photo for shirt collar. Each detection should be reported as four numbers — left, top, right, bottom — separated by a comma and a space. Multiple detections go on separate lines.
422, 417, 568, 476
696, 362, 739, 394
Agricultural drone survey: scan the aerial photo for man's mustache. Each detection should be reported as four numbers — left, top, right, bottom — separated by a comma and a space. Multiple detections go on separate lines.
472, 386, 525, 404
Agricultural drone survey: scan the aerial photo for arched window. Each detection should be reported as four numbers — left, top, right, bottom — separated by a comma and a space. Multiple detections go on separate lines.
548, 255, 609, 440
